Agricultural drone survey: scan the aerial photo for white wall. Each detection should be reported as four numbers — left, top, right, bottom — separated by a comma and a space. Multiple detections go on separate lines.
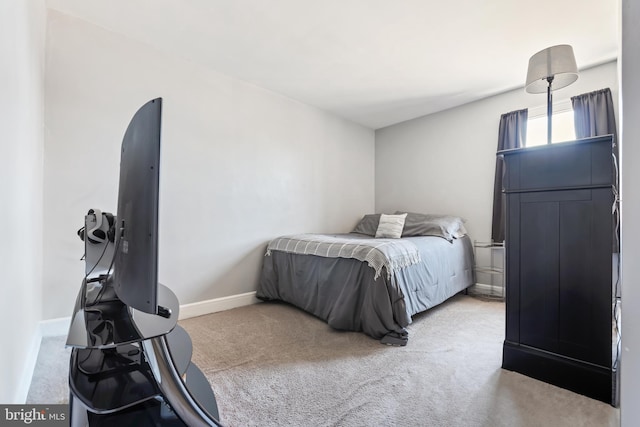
43, 11, 375, 320
375, 61, 618, 243
0, 0, 46, 403
620, 0, 640, 424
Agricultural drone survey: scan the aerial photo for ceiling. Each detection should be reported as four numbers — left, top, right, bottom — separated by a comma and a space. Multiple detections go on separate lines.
46, 0, 619, 129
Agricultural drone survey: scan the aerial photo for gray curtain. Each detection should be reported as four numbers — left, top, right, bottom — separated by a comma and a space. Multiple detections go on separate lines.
571, 88, 618, 154
572, 87, 620, 258
491, 109, 528, 243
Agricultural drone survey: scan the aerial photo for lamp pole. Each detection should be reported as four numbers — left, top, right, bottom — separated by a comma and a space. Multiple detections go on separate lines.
546, 75, 554, 145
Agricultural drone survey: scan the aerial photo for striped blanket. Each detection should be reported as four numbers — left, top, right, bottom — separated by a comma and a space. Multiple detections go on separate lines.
266, 233, 421, 279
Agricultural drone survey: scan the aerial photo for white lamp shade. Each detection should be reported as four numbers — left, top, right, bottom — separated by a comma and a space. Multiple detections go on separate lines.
525, 44, 578, 94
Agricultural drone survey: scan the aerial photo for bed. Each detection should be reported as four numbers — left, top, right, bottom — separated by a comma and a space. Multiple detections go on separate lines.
256, 213, 475, 345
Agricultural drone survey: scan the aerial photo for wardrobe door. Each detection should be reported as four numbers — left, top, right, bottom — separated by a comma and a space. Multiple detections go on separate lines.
557, 187, 612, 367
517, 188, 612, 367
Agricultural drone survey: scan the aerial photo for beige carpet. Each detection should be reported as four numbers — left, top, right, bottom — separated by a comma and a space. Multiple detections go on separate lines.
28, 294, 619, 426
181, 294, 618, 427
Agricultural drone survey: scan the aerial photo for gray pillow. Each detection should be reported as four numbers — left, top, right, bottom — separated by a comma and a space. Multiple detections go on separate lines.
351, 214, 381, 236
394, 212, 465, 241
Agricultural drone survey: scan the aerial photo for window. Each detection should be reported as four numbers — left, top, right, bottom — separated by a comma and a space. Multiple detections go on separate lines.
526, 99, 576, 147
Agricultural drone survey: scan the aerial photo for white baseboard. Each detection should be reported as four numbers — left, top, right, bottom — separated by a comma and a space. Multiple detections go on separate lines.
179, 291, 260, 320
17, 318, 71, 403
40, 316, 72, 337
15, 327, 43, 403
36, 291, 261, 338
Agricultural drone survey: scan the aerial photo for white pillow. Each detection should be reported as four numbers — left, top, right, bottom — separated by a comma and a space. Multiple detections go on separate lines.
454, 223, 468, 239
375, 213, 407, 239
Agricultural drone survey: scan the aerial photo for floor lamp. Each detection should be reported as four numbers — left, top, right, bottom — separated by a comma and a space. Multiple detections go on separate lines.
525, 44, 579, 144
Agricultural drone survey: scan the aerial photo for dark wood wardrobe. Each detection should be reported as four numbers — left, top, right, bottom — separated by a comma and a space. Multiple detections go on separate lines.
499, 135, 619, 405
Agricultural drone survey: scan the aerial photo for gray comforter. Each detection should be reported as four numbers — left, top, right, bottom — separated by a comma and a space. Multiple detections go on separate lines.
257, 233, 474, 344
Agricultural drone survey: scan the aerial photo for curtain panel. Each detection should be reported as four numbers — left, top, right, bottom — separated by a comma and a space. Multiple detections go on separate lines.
571, 88, 618, 155
491, 109, 528, 243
